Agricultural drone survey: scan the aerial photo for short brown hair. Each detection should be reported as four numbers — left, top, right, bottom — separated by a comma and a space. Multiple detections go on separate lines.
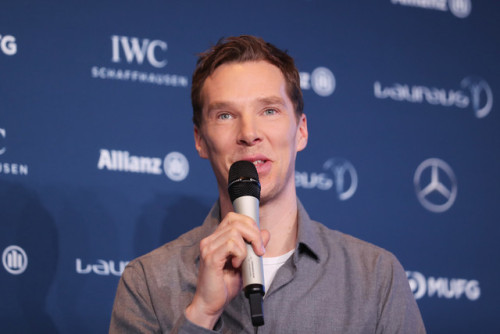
191, 35, 304, 127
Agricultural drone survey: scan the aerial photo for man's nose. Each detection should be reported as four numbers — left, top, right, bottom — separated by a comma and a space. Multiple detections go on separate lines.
237, 115, 261, 146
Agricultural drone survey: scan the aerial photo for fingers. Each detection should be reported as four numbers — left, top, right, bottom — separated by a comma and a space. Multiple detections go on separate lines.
187, 213, 269, 329
199, 212, 268, 272
218, 212, 266, 256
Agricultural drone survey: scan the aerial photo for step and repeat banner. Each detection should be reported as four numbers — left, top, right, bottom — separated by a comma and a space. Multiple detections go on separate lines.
1, 0, 499, 333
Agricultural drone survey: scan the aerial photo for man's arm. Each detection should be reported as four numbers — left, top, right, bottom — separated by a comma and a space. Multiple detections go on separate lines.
185, 212, 269, 329
109, 212, 269, 333
109, 263, 162, 333
376, 255, 426, 334
109, 262, 221, 334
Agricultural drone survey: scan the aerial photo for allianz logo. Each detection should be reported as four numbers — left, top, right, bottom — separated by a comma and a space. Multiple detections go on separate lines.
97, 149, 189, 181
295, 158, 358, 201
300, 67, 336, 97
76, 258, 129, 276
406, 271, 480, 301
391, 0, 472, 19
374, 77, 493, 119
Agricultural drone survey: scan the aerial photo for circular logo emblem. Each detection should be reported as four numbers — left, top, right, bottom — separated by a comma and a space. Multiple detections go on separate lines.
414, 158, 457, 213
406, 271, 427, 300
461, 77, 493, 119
311, 67, 336, 97
2, 245, 28, 275
163, 152, 189, 181
448, 0, 472, 18
0, 128, 6, 155
323, 158, 358, 201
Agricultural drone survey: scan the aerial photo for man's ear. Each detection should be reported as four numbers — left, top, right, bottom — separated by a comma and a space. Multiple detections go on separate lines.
194, 126, 208, 159
296, 113, 308, 152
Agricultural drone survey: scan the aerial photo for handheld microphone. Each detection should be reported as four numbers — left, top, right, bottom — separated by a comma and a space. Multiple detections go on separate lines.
228, 160, 265, 327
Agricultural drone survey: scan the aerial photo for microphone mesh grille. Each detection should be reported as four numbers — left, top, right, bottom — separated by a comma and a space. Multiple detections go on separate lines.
228, 161, 261, 202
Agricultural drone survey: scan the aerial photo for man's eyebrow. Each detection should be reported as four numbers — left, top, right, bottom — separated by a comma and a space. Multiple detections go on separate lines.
256, 96, 286, 106
206, 96, 286, 112
206, 101, 236, 112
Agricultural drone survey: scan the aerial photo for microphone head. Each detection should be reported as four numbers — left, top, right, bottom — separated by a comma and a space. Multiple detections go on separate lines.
228, 161, 261, 202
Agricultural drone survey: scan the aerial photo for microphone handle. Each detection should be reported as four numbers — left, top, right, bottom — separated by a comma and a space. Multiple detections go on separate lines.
232, 195, 265, 327
232, 196, 265, 290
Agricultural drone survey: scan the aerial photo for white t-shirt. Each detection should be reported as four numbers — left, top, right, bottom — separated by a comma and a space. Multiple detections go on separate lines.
263, 249, 295, 293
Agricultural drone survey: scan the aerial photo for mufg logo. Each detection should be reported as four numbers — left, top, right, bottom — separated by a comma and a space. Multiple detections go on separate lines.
2, 245, 28, 275
111, 35, 167, 68
407, 271, 480, 301
414, 158, 457, 213
0, 34, 17, 56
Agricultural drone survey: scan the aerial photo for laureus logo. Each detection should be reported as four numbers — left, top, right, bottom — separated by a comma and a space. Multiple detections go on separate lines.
461, 77, 493, 119
374, 77, 493, 119
295, 158, 358, 201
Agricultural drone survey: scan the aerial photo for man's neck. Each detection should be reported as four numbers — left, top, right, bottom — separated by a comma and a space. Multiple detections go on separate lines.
219, 189, 298, 258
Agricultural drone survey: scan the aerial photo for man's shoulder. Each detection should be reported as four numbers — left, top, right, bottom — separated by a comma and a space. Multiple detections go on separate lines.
312, 220, 401, 269
124, 225, 206, 278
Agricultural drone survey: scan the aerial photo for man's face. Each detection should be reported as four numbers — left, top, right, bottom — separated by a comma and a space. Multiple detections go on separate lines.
194, 61, 308, 204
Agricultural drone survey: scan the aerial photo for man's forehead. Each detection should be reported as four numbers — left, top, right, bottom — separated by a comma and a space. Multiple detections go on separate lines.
201, 60, 284, 96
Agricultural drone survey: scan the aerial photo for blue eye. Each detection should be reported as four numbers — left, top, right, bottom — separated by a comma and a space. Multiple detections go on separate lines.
264, 108, 277, 115
218, 113, 232, 120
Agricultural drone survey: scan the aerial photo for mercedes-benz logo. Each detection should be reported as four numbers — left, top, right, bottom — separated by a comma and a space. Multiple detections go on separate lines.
414, 158, 457, 213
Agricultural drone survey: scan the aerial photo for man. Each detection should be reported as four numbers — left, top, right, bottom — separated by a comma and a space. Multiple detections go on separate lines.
110, 35, 426, 333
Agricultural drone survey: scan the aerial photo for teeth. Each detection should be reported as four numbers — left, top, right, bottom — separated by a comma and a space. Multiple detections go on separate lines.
253, 160, 264, 165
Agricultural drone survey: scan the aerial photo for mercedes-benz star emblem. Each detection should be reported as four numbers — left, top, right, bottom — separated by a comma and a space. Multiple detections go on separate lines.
414, 158, 457, 213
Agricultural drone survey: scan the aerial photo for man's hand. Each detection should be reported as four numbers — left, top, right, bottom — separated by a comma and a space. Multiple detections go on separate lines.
185, 212, 270, 329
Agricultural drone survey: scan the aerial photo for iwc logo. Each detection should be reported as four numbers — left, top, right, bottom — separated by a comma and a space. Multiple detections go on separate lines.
2, 245, 28, 275
0, 128, 29, 176
91, 34, 188, 87
414, 158, 457, 213
0, 128, 6, 155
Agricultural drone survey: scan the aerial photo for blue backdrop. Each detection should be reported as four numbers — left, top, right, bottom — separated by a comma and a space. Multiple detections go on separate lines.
1, 0, 499, 333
